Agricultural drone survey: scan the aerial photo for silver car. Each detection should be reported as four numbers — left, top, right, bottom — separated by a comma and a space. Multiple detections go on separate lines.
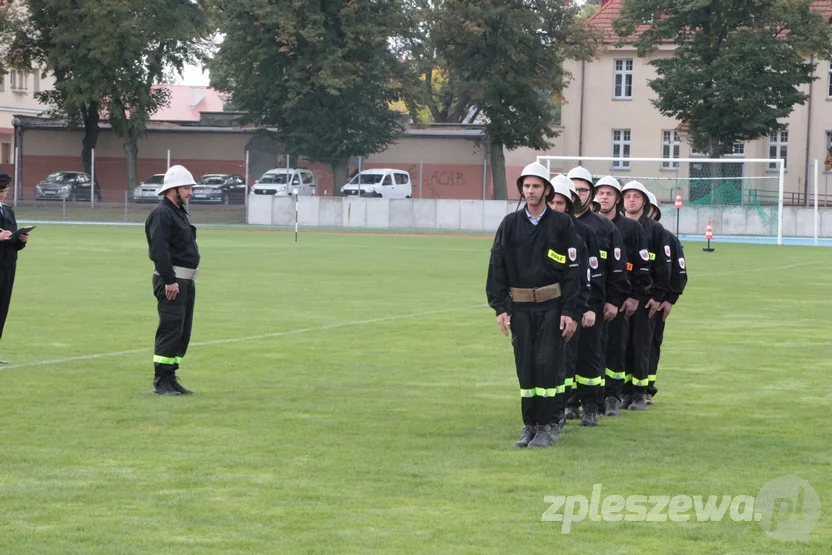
133, 174, 165, 203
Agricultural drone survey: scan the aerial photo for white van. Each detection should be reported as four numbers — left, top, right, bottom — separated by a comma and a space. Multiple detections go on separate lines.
341, 169, 412, 198
251, 168, 317, 196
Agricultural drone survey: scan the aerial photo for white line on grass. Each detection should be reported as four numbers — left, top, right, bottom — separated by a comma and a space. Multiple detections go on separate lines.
3, 304, 487, 371
695, 260, 823, 277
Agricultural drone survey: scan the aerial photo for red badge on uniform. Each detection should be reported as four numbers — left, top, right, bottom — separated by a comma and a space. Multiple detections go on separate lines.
614, 248, 621, 260
568, 248, 577, 262
679, 257, 686, 269
589, 256, 599, 269
639, 249, 650, 261
664, 245, 671, 257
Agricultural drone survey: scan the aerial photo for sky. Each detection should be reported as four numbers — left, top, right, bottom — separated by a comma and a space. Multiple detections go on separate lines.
179, 63, 210, 87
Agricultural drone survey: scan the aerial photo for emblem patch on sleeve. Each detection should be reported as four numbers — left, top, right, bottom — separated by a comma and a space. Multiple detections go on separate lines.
614, 248, 621, 260
639, 249, 650, 261
589, 256, 599, 269
679, 257, 686, 269
568, 248, 577, 261
664, 245, 671, 257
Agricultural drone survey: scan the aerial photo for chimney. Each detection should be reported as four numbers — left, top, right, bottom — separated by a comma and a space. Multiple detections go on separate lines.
188, 87, 206, 110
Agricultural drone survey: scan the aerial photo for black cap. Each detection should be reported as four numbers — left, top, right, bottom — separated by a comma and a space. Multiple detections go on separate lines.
0, 174, 10, 190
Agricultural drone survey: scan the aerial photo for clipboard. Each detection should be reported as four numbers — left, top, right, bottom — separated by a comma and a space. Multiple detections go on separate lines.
10, 225, 35, 240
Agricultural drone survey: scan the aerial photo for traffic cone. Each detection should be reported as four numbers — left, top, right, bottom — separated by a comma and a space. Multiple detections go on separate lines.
703, 219, 715, 252
674, 190, 683, 209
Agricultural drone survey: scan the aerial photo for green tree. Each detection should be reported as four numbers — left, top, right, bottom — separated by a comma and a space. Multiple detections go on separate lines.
210, 0, 412, 192
615, 0, 832, 159
1, 1, 107, 178
434, 0, 599, 199
101, 0, 210, 189
401, 0, 477, 124
1, 0, 210, 189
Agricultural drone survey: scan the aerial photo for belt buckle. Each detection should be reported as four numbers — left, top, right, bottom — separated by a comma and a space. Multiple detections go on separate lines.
531, 287, 539, 302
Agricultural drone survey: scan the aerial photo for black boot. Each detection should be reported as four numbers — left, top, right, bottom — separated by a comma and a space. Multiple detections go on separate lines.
528, 424, 558, 448
580, 404, 598, 427
153, 367, 181, 396
565, 405, 582, 420
170, 369, 194, 395
628, 393, 649, 411
604, 397, 621, 416
513, 424, 537, 448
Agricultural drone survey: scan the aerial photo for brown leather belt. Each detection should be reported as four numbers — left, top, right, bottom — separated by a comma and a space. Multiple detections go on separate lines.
510, 283, 562, 303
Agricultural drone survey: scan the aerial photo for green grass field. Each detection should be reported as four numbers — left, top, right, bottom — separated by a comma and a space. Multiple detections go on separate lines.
0, 224, 828, 554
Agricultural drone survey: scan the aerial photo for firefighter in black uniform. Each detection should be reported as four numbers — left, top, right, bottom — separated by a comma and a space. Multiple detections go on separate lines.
0, 173, 29, 363
595, 176, 651, 415
620, 181, 672, 410
550, 174, 605, 427
568, 168, 631, 418
486, 162, 580, 448
145, 165, 201, 396
645, 190, 687, 404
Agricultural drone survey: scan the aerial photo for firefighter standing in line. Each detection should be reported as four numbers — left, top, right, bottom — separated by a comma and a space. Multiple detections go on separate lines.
595, 176, 651, 415
0, 174, 29, 364
145, 165, 201, 396
550, 174, 604, 427
620, 181, 672, 411
645, 190, 688, 404
567, 168, 631, 415
486, 162, 580, 448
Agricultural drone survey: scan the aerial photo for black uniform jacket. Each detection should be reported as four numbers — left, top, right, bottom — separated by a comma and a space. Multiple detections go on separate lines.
0, 204, 26, 267
145, 197, 201, 285
486, 207, 581, 320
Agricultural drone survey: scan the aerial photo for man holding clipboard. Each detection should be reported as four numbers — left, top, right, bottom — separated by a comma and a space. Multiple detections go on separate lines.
0, 173, 30, 363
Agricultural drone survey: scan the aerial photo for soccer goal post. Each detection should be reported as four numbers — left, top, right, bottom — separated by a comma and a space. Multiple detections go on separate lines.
536, 155, 793, 245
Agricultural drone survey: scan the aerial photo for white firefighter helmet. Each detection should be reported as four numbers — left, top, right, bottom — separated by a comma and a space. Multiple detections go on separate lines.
157, 165, 197, 195
595, 175, 622, 194
645, 189, 662, 221
566, 166, 593, 187
549, 174, 575, 212
516, 162, 554, 202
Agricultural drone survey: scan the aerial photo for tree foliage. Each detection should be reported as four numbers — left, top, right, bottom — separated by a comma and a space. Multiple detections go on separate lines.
434, 0, 599, 199
615, 0, 832, 158
210, 0, 413, 192
1, 0, 210, 188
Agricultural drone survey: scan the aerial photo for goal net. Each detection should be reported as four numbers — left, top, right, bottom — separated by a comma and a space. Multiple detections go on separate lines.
536, 155, 794, 245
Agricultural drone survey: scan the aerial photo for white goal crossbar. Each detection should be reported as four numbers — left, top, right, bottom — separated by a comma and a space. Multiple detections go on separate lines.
535, 155, 796, 245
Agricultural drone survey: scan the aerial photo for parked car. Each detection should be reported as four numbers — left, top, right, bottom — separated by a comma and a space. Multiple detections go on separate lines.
341, 169, 412, 198
251, 168, 317, 196
132, 174, 165, 203
191, 174, 248, 204
35, 171, 102, 201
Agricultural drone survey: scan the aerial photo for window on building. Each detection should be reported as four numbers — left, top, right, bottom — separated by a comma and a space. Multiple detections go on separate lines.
612, 129, 631, 169
732, 143, 745, 155
661, 130, 680, 169
1, 144, 9, 165
613, 59, 633, 99
33, 72, 39, 92
9, 71, 16, 89
828, 62, 832, 98
769, 129, 788, 170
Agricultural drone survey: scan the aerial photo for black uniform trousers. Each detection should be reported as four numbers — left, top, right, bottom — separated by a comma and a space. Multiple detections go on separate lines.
647, 317, 665, 396
559, 325, 580, 415
622, 299, 654, 396
511, 304, 566, 427
574, 310, 604, 409
153, 275, 196, 371
603, 311, 628, 401
0, 264, 15, 340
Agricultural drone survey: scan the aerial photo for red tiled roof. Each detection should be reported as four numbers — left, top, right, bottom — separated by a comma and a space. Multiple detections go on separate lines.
150, 85, 225, 122
588, 0, 832, 44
